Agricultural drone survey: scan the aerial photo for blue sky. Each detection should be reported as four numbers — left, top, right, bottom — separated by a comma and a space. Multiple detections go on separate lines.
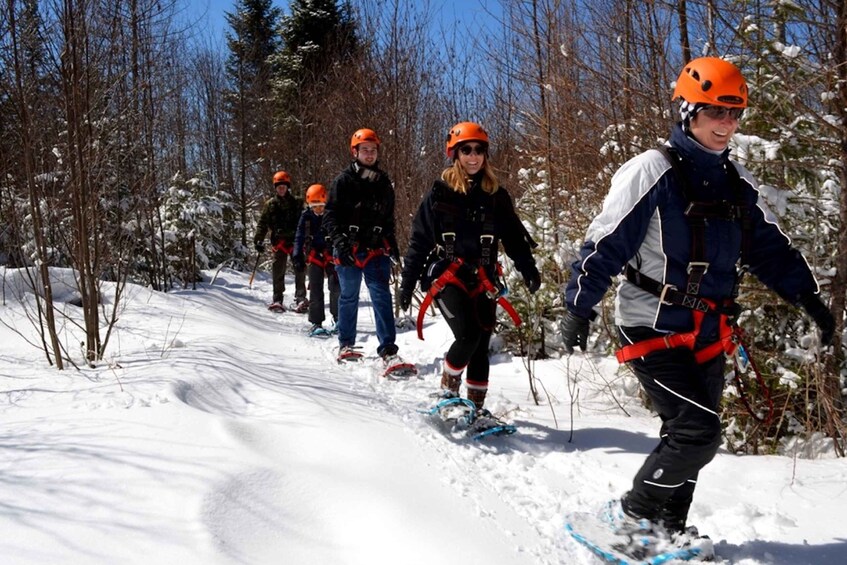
184, 0, 502, 41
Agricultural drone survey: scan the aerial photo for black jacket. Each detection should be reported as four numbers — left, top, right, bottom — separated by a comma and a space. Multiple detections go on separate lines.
401, 177, 536, 293
323, 162, 398, 253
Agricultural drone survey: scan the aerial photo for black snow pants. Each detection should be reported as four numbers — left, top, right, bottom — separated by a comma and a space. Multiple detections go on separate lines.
435, 285, 496, 383
617, 325, 726, 531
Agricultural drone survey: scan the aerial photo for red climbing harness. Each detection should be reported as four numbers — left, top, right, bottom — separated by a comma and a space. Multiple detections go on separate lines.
416, 259, 521, 340
616, 298, 741, 364
307, 248, 334, 269
272, 240, 294, 255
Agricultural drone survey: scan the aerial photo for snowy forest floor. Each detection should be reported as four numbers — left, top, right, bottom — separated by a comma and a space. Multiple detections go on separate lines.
0, 267, 845, 564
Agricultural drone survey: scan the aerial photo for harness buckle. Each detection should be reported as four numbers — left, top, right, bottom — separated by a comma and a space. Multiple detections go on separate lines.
479, 234, 495, 245
442, 231, 456, 242
348, 225, 360, 235
686, 261, 709, 275
659, 284, 677, 305
372, 226, 383, 234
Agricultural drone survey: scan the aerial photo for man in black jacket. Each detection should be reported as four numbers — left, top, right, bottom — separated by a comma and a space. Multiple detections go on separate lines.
323, 129, 401, 363
254, 170, 306, 311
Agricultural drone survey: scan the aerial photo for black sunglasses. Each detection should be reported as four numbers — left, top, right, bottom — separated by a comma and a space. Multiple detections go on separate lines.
700, 105, 744, 121
459, 144, 487, 156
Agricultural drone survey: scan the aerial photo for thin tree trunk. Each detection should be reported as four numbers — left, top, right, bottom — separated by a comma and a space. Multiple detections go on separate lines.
831, 0, 847, 361
62, 0, 101, 362
8, 0, 64, 368
676, 0, 690, 63
530, 0, 559, 246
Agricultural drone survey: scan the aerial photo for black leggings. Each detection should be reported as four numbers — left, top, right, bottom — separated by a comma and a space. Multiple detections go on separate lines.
618, 325, 726, 525
435, 286, 496, 383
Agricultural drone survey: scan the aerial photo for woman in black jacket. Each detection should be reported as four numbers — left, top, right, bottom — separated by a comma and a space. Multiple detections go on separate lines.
399, 122, 540, 411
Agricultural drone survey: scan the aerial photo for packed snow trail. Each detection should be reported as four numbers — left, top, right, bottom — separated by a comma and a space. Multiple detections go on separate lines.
167, 270, 839, 565
174, 270, 568, 564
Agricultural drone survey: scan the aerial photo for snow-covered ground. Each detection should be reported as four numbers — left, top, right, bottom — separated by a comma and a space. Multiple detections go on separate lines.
1, 267, 845, 564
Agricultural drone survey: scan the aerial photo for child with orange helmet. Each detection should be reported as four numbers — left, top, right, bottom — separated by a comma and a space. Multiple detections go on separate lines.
292, 184, 339, 335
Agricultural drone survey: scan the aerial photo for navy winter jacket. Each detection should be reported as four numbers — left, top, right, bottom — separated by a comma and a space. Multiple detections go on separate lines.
292, 208, 330, 260
565, 124, 820, 338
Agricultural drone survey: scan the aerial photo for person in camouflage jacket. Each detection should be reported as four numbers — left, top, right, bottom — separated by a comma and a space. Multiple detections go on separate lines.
254, 170, 306, 309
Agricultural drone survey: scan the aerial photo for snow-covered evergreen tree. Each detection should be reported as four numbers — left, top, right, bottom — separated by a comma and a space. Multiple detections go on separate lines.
161, 171, 233, 287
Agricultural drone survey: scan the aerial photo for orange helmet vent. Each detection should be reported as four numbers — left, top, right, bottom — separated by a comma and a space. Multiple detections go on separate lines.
445, 121, 489, 158
305, 184, 327, 205
672, 57, 747, 108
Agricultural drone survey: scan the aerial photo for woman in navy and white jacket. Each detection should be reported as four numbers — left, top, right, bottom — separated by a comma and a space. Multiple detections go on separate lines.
561, 57, 835, 543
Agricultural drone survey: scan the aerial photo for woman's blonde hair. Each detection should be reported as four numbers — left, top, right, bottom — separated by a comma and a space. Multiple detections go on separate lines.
441, 157, 499, 195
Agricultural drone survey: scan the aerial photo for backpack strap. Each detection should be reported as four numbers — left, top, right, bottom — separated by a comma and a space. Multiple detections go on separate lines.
303, 214, 313, 254
646, 145, 751, 301
431, 183, 498, 267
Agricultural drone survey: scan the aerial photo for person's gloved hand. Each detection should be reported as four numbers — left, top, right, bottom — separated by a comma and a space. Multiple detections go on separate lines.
399, 284, 414, 311
799, 293, 835, 346
561, 311, 590, 354
254, 241, 265, 253
292, 254, 306, 273
522, 265, 541, 294
338, 251, 356, 267
335, 239, 356, 267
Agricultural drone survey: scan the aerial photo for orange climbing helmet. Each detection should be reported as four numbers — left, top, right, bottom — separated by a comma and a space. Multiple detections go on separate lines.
273, 171, 291, 186
305, 184, 327, 206
445, 121, 489, 158
672, 57, 748, 108
350, 128, 381, 155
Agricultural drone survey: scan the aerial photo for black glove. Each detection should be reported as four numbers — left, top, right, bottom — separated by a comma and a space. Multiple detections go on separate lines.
399, 284, 414, 311
522, 265, 541, 294
254, 241, 265, 253
561, 311, 590, 354
292, 254, 306, 273
335, 240, 356, 267
799, 293, 835, 346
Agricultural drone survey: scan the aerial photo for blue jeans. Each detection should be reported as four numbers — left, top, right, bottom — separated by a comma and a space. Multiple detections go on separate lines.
336, 253, 397, 356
